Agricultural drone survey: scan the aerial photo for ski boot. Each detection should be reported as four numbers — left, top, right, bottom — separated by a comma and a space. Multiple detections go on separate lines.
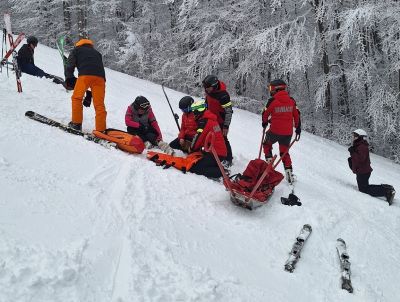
68, 121, 82, 131
382, 184, 395, 205
285, 166, 294, 185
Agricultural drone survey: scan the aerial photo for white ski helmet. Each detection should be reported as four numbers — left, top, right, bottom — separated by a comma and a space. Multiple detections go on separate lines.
353, 129, 367, 137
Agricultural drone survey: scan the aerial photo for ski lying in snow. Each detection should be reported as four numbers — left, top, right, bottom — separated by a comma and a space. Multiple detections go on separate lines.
336, 238, 353, 293
25, 111, 116, 148
284, 224, 312, 272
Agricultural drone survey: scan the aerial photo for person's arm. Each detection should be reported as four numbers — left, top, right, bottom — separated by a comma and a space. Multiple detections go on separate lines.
65, 49, 77, 79
148, 109, 162, 141
125, 106, 140, 128
262, 99, 274, 127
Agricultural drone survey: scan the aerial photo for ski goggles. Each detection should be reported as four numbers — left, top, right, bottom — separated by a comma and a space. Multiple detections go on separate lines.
181, 106, 192, 113
138, 103, 150, 110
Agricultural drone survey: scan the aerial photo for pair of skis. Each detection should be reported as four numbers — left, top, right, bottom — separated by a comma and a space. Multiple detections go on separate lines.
1, 13, 24, 92
284, 224, 353, 293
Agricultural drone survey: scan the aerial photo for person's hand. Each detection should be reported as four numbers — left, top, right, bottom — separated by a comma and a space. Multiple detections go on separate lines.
83, 91, 92, 107
66, 77, 77, 89
295, 127, 301, 135
179, 139, 185, 146
262, 121, 268, 129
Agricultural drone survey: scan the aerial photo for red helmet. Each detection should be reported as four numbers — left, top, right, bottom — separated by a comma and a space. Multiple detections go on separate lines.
268, 79, 287, 93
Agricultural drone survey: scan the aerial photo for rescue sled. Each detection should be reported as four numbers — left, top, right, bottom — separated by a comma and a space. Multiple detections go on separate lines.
92, 128, 145, 154
205, 132, 292, 210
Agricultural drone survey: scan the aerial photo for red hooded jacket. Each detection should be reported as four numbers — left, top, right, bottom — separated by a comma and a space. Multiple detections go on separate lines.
205, 81, 232, 128
262, 90, 300, 135
178, 112, 197, 140
191, 110, 227, 158
350, 138, 373, 174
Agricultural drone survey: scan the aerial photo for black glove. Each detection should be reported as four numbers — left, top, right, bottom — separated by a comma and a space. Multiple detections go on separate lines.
262, 121, 268, 129
66, 77, 77, 89
348, 146, 355, 153
83, 90, 92, 107
295, 127, 301, 135
347, 157, 352, 170
281, 193, 302, 206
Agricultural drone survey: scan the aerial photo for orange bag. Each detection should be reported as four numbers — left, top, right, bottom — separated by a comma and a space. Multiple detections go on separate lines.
92, 128, 145, 154
147, 151, 203, 173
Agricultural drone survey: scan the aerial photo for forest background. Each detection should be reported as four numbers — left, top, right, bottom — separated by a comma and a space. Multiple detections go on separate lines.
1, 0, 399, 162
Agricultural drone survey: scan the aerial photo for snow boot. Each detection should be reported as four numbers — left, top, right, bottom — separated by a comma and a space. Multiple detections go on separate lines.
285, 166, 294, 185
68, 121, 82, 131
382, 184, 395, 205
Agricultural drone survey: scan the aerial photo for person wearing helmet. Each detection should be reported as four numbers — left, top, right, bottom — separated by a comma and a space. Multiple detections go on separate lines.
202, 74, 233, 167
65, 38, 107, 131
17, 36, 51, 78
262, 79, 301, 184
188, 100, 227, 178
169, 96, 198, 152
348, 129, 395, 205
125, 96, 174, 154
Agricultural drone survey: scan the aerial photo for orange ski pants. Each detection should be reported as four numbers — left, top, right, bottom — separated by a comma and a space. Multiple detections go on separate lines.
71, 75, 107, 131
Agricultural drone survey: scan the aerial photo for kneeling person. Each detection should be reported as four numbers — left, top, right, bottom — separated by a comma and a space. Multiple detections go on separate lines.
189, 100, 227, 179
169, 96, 197, 152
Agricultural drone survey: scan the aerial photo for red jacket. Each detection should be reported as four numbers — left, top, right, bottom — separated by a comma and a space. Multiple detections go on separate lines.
192, 110, 227, 158
262, 90, 300, 135
178, 112, 197, 140
205, 81, 233, 128
125, 105, 162, 140
350, 138, 373, 174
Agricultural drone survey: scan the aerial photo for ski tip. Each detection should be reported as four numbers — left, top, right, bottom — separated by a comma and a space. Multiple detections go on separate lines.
25, 111, 34, 117
337, 238, 345, 244
303, 224, 312, 231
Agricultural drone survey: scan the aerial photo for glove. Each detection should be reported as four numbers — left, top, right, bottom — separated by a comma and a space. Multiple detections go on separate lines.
348, 146, 355, 153
83, 90, 92, 107
347, 157, 353, 170
262, 121, 268, 129
66, 77, 77, 89
295, 127, 301, 135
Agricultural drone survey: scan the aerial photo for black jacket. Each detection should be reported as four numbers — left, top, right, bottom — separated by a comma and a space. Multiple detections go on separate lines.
65, 39, 105, 80
17, 44, 34, 66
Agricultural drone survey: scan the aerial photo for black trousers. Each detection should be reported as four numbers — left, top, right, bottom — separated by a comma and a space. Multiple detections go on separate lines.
224, 137, 233, 162
127, 126, 158, 145
190, 152, 225, 178
356, 173, 386, 197
169, 137, 193, 152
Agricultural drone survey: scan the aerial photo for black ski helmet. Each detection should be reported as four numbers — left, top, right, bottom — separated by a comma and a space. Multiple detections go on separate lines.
269, 79, 287, 93
179, 96, 194, 110
27, 36, 38, 46
133, 96, 150, 111
202, 75, 219, 88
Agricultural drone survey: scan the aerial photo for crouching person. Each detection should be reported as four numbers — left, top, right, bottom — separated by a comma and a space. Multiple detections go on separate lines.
189, 100, 227, 179
348, 129, 395, 205
125, 96, 173, 154
169, 96, 197, 152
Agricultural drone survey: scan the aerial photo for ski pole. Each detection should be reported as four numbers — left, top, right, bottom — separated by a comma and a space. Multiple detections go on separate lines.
258, 127, 266, 159
161, 84, 180, 131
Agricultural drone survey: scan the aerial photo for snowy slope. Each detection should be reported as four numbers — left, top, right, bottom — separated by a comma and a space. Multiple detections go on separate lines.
1, 39, 400, 302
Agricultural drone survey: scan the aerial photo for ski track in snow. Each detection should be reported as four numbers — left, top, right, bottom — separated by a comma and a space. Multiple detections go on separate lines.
1, 36, 400, 302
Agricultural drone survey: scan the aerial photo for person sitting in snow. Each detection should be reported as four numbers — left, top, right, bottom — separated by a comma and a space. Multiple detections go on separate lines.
16, 36, 62, 84
188, 100, 227, 178
125, 96, 173, 154
262, 79, 301, 184
169, 96, 197, 152
348, 129, 395, 205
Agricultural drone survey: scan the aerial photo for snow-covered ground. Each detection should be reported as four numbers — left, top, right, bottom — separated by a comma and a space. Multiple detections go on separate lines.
1, 39, 400, 302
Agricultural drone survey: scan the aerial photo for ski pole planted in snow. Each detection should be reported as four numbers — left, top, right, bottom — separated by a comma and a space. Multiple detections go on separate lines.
161, 84, 180, 131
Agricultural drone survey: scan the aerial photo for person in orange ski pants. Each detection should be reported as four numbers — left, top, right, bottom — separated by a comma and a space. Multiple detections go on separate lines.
65, 38, 107, 131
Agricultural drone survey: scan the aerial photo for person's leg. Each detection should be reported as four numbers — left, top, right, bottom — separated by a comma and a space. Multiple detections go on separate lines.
224, 136, 233, 163
190, 153, 222, 178
20, 63, 46, 77
71, 76, 89, 125
90, 76, 107, 131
